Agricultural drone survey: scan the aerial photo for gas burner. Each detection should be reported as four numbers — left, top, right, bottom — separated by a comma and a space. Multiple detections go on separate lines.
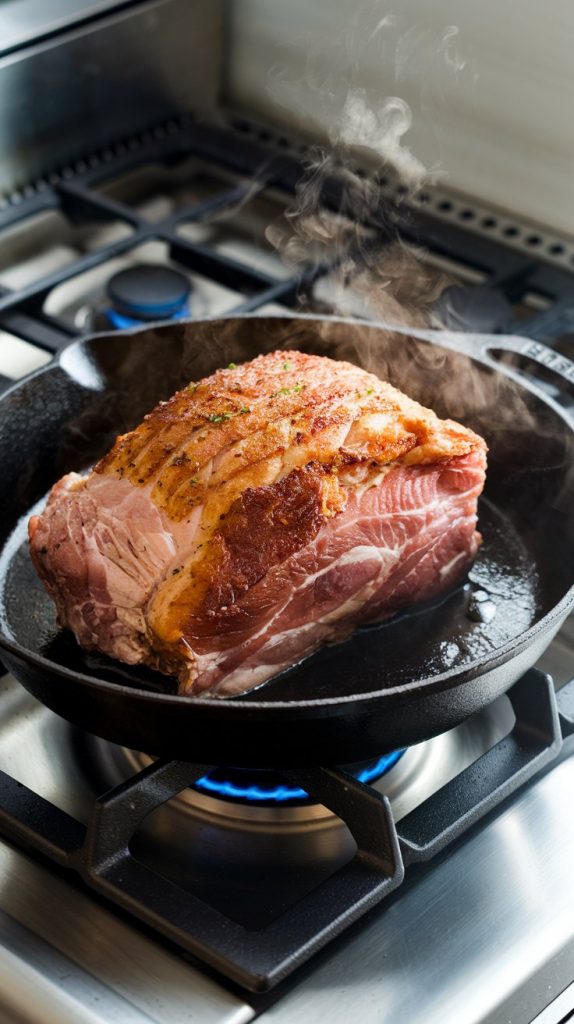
75, 697, 518, 934
105, 264, 191, 328
89, 694, 514, 830
0, 670, 565, 989
189, 751, 406, 806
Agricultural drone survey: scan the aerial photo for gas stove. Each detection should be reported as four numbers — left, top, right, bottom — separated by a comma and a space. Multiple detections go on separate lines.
0, 662, 573, 1023
2, 5, 574, 1021
0, 118, 574, 1021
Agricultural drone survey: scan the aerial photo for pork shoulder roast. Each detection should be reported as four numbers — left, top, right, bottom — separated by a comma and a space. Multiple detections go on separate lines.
29, 350, 487, 697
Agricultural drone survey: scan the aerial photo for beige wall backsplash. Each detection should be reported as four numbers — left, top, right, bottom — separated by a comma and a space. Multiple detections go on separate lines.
225, 0, 574, 235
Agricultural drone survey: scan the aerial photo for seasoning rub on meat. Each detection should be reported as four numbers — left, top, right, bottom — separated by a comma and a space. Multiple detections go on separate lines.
29, 350, 487, 697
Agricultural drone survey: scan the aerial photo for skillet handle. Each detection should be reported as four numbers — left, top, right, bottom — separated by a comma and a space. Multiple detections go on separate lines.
401, 324, 574, 415
480, 334, 574, 389
479, 333, 574, 423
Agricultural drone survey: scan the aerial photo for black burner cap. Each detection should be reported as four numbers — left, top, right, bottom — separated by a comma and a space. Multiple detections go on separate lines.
107, 264, 191, 321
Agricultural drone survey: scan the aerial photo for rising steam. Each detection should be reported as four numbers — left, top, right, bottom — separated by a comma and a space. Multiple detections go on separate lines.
334, 91, 427, 188
265, 135, 450, 328
264, 12, 473, 327
257, 10, 573, 485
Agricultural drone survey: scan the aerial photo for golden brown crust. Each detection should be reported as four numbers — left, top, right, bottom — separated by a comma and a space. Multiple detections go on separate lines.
96, 349, 482, 507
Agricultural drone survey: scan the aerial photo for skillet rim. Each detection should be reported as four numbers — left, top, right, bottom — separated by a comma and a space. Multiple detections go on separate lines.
0, 312, 572, 712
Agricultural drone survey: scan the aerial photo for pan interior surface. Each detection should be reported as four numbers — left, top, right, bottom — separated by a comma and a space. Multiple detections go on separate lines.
0, 489, 542, 702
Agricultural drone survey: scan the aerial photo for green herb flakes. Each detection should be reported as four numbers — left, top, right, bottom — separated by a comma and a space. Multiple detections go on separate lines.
208, 412, 232, 423
272, 382, 306, 398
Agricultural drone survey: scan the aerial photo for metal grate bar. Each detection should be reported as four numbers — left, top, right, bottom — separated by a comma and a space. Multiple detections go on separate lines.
0, 310, 78, 352
56, 181, 147, 229
227, 278, 304, 314
166, 235, 280, 293
0, 233, 153, 316
0, 669, 568, 992
1, 119, 574, 355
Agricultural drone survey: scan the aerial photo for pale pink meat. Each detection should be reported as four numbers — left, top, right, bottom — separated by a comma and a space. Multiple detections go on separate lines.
29, 349, 487, 697
187, 450, 485, 694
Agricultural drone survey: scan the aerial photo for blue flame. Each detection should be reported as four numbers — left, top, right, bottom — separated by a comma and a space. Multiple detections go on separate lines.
193, 749, 406, 804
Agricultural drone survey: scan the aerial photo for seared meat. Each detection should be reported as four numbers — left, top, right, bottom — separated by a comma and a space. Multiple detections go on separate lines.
29, 350, 486, 696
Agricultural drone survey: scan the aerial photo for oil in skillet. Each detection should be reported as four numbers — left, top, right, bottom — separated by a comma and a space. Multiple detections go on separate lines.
467, 588, 497, 624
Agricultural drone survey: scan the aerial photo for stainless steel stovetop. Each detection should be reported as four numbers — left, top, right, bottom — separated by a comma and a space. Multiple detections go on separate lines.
0, 619, 573, 1024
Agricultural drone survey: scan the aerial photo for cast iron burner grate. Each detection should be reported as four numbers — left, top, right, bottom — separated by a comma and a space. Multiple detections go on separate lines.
0, 669, 572, 992
2, 116, 574, 397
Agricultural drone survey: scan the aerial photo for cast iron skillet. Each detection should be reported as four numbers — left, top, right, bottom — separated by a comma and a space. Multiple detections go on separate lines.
0, 315, 573, 766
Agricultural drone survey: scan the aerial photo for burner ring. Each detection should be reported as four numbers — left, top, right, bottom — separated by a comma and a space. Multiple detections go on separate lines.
86, 695, 514, 832
106, 264, 191, 324
192, 751, 406, 806
88, 740, 429, 828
